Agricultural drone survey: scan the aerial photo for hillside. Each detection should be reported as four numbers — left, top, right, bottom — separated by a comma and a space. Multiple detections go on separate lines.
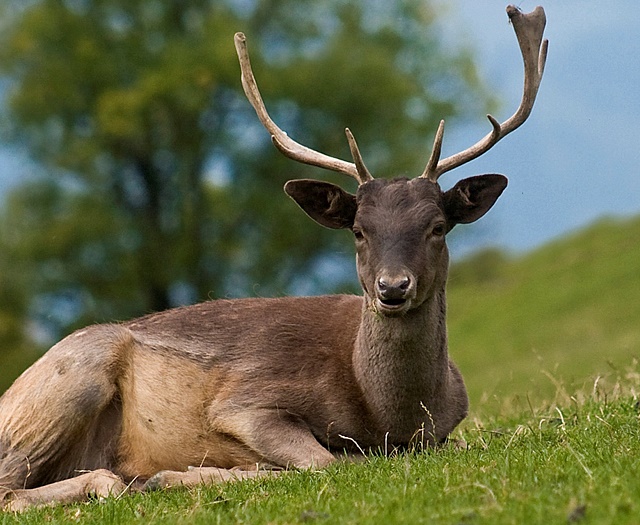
1, 214, 639, 408
447, 214, 640, 414
2, 216, 640, 522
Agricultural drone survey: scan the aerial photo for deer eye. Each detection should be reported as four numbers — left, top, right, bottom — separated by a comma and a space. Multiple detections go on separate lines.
352, 228, 365, 241
431, 223, 446, 237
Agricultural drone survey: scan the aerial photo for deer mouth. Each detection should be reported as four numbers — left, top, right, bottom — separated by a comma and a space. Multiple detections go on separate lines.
376, 297, 410, 315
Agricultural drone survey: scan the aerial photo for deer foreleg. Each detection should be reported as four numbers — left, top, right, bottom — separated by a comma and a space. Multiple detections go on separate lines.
211, 408, 336, 469
143, 466, 278, 491
1, 469, 127, 513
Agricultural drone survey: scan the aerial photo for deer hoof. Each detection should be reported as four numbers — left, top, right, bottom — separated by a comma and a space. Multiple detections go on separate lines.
85, 469, 128, 501
143, 471, 175, 491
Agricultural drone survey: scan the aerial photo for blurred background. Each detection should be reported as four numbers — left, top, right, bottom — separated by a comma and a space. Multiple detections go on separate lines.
0, 0, 638, 410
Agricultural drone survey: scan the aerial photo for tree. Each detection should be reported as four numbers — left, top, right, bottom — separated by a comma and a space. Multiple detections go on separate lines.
0, 0, 491, 374
0, 205, 40, 393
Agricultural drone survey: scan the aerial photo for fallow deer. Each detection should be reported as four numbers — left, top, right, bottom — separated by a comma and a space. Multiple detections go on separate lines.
0, 5, 547, 511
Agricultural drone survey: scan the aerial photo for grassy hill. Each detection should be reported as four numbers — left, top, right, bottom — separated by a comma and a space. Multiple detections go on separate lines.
6, 371, 640, 523
3, 215, 640, 523
447, 214, 640, 415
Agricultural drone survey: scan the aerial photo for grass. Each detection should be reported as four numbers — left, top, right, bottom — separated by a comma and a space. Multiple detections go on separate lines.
3, 366, 639, 524
2, 214, 640, 523
447, 215, 640, 414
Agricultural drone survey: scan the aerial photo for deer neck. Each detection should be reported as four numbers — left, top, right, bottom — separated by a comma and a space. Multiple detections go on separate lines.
353, 288, 450, 443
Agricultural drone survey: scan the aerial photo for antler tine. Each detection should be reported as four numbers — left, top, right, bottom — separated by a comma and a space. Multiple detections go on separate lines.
423, 119, 445, 182
234, 32, 372, 185
345, 128, 374, 184
421, 5, 548, 183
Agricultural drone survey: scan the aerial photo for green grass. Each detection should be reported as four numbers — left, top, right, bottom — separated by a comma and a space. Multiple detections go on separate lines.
4, 368, 639, 524
448, 215, 640, 414
3, 215, 640, 523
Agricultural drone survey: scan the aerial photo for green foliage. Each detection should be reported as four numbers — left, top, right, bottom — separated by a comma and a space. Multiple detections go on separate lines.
0, 0, 489, 355
0, 201, 41, 393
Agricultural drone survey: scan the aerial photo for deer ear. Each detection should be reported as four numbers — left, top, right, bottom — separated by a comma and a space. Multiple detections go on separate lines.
284, 179, 357, 229
443, 174, 508, 228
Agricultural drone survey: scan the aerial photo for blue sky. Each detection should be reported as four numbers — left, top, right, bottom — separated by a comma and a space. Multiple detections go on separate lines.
440, 0, 640, 256
1, 1, 638, 259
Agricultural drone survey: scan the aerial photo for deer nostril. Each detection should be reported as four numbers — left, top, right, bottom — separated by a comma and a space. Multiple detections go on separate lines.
376, 275, 412, 299
398, 277, 411, 291
377, 277, 389, 293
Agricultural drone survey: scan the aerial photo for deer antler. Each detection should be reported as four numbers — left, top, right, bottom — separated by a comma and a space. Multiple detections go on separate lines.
420, 5, 548, 182
234, 32, 373, 185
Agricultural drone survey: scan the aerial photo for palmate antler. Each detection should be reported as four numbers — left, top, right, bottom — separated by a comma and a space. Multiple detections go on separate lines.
234, 5, 548, 186
421, 5, 548, 182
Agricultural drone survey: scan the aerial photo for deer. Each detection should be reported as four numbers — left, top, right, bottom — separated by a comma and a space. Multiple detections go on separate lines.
0, 5, 547, 512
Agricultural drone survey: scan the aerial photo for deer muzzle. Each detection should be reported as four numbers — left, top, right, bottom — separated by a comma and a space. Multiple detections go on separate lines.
374, 271, 416, 315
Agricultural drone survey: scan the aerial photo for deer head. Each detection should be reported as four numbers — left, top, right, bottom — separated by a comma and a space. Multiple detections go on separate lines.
234, 5, 547, 315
